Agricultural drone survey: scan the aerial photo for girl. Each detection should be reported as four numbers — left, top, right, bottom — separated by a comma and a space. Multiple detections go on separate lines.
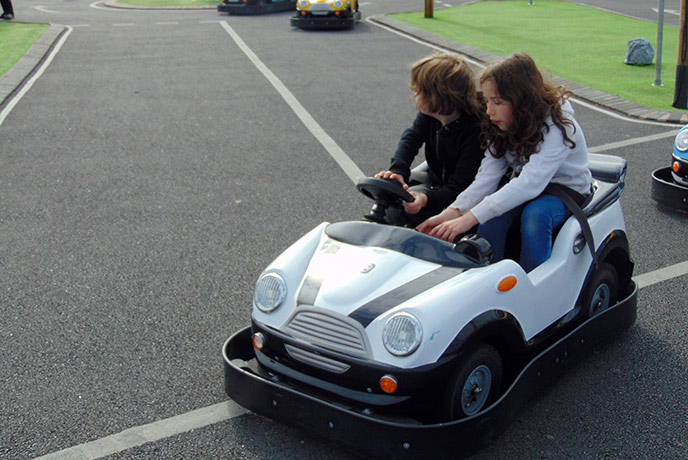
417, 52, 593, 273
375, 51, 484, 227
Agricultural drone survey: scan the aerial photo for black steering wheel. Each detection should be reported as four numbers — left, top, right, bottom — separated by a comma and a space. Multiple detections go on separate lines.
356, 177, 414, 223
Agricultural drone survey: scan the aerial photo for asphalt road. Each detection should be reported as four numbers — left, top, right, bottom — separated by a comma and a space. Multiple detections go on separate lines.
1, 1, 687, 459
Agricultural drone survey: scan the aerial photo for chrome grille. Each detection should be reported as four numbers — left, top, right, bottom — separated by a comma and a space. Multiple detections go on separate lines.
284, 307, 370, 358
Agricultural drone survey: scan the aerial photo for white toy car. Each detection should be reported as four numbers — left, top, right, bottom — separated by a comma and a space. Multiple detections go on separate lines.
290, 0, 360, 29
652, 123, 688, 213
223, 153, 637, 458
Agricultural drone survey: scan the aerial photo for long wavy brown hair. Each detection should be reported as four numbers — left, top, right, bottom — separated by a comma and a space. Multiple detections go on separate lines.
480, 52, 576, 161
409, 52, 482, 118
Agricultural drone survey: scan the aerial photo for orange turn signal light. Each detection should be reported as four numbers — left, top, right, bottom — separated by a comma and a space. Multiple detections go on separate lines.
673, 161, 680, 173
379, 375, 398, 394
252, 333, 265, 351
498, 275, 517, 292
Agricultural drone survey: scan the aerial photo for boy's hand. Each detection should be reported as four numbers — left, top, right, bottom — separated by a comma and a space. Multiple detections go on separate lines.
374, 170, 409, 190
404, 192, 427, 214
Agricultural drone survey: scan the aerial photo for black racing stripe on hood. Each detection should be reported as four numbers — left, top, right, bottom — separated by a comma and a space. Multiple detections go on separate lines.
348, 266, 463, 328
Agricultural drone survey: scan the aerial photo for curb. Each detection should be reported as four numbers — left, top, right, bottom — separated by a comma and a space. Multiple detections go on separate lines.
0, 23, 68, 111
370, 15, 688, 126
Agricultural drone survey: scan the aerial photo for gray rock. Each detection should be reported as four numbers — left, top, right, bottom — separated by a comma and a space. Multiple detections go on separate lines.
625, 38, 655, 65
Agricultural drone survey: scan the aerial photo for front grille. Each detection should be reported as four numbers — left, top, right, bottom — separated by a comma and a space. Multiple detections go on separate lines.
284, 307, 370, 358
285, 344, 351, 373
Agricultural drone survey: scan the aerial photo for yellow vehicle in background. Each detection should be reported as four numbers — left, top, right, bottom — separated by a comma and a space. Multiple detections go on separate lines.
291, 0, 360, 29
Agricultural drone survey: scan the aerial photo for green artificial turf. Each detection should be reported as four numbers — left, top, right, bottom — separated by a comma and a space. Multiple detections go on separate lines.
391, 0, 684, 112
0, 23, 50, 78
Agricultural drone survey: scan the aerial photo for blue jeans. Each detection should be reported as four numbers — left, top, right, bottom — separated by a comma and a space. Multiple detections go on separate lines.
477, 194, 571, 273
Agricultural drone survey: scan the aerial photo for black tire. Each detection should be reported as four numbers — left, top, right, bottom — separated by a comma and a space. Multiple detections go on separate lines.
582, 262, 619, 318
439, 343, 503, 421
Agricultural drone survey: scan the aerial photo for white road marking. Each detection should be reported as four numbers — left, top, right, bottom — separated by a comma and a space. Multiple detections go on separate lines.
33, 5, 61, 13
0, 27, 73, 127
634, 260, 688, 289
89, 1, 112, 10
652, 7, 680, 16
31, 401, 249, 460
588, 129, 680, 153
219, 21, 365, 183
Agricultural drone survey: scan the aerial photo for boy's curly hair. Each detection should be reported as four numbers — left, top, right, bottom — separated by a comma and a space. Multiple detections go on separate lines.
480, 52, 576, 161
409, 52, 481, 118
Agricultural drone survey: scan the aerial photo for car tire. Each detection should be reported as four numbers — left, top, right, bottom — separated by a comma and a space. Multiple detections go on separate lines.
439, 343, 503, 421
582, 262, 619, 318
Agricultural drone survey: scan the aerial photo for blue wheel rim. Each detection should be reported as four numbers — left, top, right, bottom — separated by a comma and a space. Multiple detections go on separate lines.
461, 364, 492, 416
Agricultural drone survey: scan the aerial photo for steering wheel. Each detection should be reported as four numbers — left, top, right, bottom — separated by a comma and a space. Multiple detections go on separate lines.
356, 177, 414, 223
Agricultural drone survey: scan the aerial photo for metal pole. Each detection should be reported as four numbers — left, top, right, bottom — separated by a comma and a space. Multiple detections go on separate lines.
425, 0, 433, 18
654, 0, 664, 86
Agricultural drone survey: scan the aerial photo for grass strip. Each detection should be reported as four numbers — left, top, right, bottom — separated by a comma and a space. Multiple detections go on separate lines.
0, 23, 50, 78
391, 0, 684, 112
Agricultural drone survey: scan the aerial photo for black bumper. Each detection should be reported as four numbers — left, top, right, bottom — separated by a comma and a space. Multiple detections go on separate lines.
222, 283, 637, 460
651, 167, 688, 213
290, 13, 356, 29
218, 0, 295, 15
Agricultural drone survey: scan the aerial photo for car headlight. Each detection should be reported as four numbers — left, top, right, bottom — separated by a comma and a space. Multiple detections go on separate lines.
253, 273, 286, 313
333, 0, 343, 8
383, 313, 422, 356
298, 0, 309, 8
675, 129, 688, 152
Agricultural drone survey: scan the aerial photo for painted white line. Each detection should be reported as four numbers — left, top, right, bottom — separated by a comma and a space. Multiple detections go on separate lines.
366, 16, 680, 128
0, 27, 73, 127
588, 129, 680, 153
219, 21, 365, 183
33, 5, 61, 13
633, 260, 688, 289
31, 401, 249, 460
89, 1, 111, 10
652, 7, 680, 16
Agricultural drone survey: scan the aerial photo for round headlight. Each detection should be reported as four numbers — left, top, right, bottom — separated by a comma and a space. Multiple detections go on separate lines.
298, 0, 309, 8
675, 129, 688, 152
253, 273, 286, 313
383, 313, 422, 356
333, 0, 343, 8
